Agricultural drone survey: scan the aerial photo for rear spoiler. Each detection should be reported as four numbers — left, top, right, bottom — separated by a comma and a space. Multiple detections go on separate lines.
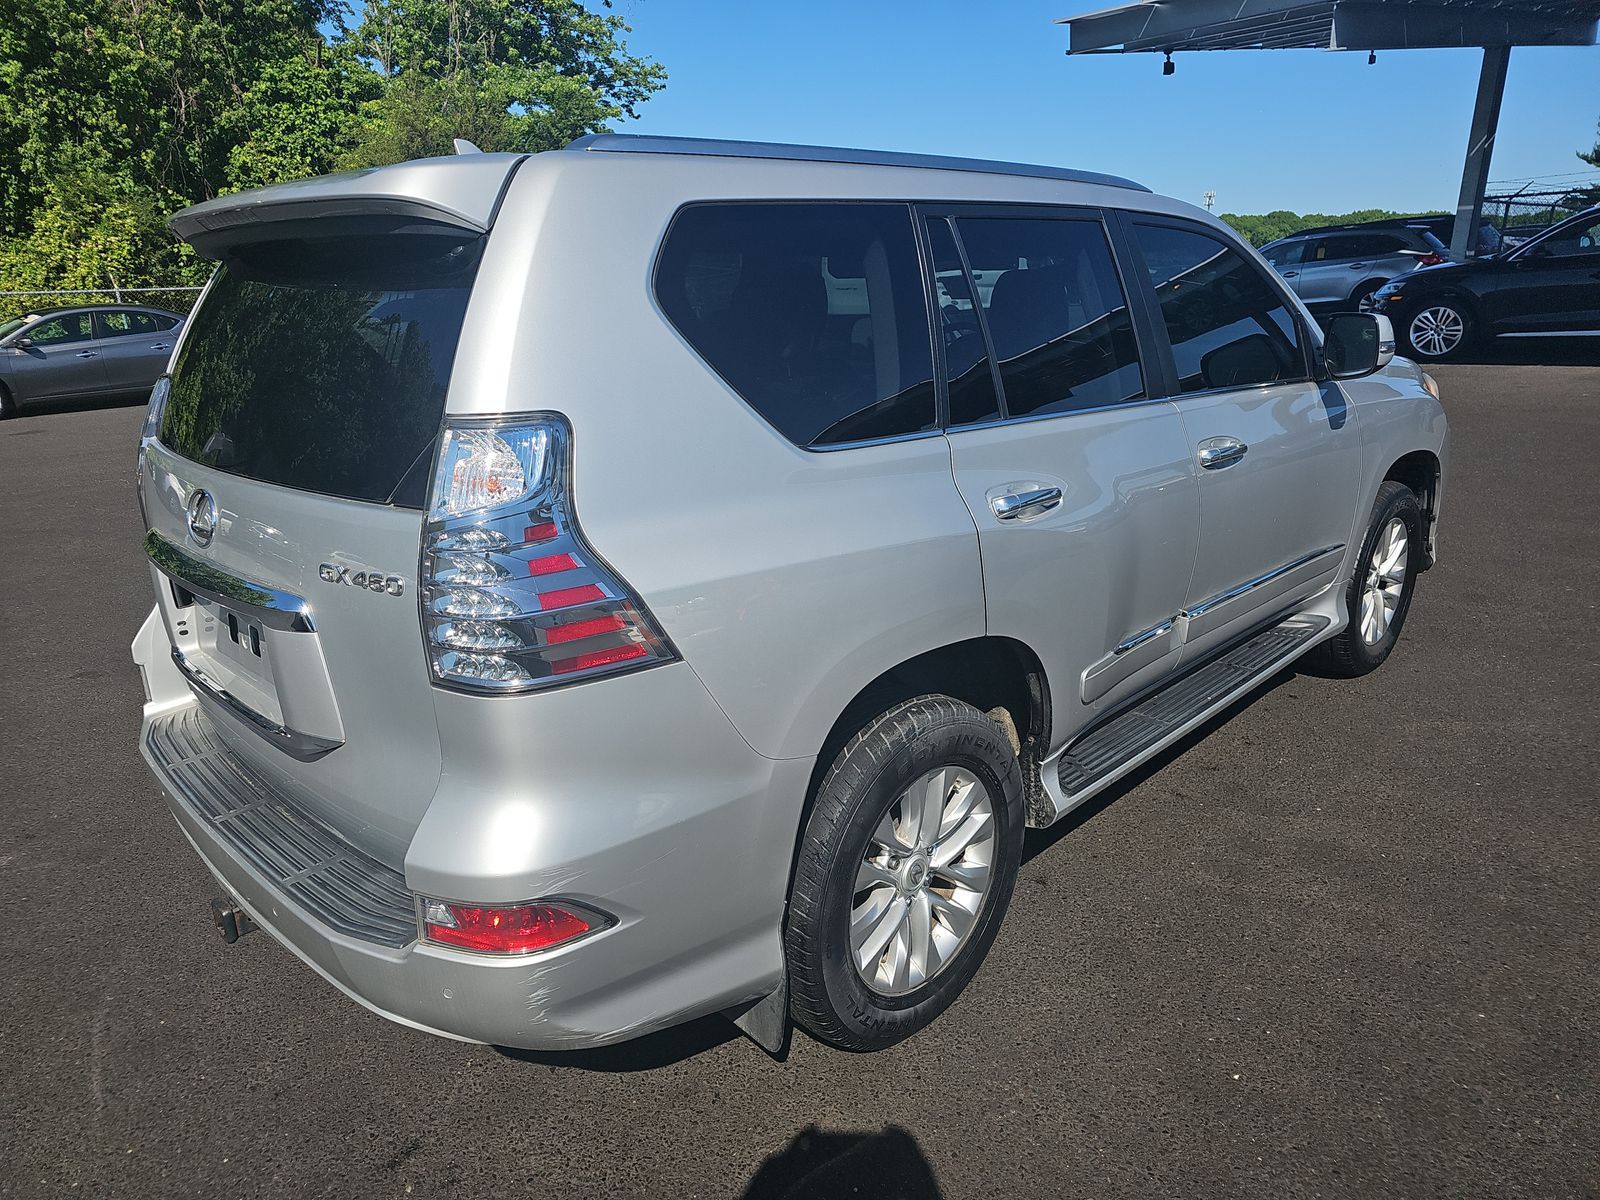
169, 152, 529, 258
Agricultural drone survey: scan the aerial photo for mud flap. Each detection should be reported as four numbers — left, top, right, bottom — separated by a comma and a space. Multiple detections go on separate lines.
726, 974, 789, 1057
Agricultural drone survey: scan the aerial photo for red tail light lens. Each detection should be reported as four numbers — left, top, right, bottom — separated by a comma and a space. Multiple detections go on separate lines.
420, 415, 677, 693
1417, 253, 1444, 267
420, 898, 605, 954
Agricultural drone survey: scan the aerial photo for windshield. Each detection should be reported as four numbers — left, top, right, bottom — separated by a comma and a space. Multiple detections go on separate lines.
159, 234, 482, 507
0, 315, 34, 340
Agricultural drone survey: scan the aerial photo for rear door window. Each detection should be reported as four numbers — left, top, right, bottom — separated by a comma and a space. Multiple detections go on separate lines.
96, 310, 164, 338
1131, 223, 1307, 393
160, 235, 482, 507
655, 203, 936, 448
952, 215, 1143, 418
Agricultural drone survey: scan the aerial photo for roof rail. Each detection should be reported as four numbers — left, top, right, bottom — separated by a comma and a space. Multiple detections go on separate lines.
565, 133, 1151, 193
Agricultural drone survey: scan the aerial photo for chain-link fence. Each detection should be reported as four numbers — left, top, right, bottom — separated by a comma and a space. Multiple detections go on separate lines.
1483, 173, 1600, 248
0, 286, 205, 318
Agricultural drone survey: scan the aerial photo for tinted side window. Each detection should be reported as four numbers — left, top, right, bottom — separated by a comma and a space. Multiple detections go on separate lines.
27, 313, 93, 345
1133, 224, 1305, 393
956, 216, 1142, 417
926, 217, 1001, 427
1261, 241, 1304, 268
656, 203, 936, 448
98, 310, 163, 338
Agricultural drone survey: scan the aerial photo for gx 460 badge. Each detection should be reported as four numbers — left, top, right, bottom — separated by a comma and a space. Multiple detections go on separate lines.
319, 563, 405, 597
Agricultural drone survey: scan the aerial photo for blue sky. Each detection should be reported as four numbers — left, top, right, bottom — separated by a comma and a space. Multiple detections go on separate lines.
612, 0, 1600, 216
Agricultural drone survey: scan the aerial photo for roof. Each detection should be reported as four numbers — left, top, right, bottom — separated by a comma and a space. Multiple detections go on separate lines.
1059, 0, 1600, 53
566, 134, 1152, 193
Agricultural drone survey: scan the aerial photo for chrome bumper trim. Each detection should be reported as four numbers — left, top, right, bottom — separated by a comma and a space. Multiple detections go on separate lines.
171, 646, 342, 762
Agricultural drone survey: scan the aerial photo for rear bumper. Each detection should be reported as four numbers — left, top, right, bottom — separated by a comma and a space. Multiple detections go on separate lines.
134, 607, 807, 1050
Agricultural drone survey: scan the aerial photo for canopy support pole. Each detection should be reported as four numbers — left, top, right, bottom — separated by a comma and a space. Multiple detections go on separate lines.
1450, 45, 1511, 261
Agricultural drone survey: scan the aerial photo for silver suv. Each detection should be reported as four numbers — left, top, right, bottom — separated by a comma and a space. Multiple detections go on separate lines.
133, 136, 1448, 1054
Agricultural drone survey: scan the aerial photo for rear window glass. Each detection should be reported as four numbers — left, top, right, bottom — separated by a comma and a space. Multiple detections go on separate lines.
655, 203, 936, 448
160, 235, 482, 506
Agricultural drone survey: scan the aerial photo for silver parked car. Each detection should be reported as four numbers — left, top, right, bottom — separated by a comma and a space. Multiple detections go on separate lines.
1260, 224, 1450, 312
0, 305, 183, 416
132, 136, 1448, 1054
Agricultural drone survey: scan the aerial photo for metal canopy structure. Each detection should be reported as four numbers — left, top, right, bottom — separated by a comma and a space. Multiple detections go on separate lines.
1057, 0, 1600, 260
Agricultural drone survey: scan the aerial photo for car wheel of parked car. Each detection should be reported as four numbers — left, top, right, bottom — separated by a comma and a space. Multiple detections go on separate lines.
0, 383, 13, 418
1400, 301, 1473, 360
785, 695, 1025, 1050
1349, 279, 1384, 311
1307, 481, 1423, 678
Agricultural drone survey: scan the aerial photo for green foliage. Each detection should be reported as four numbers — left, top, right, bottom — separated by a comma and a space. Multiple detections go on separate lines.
1220, 209, 1441, 247
0, 0, 663, 293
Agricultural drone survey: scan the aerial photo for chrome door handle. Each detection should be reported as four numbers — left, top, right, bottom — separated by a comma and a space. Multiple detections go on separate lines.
150, 343, 170, 351
991, 486, 1063, 520
1198, 438, 1248, 470
74, 350, 98, 358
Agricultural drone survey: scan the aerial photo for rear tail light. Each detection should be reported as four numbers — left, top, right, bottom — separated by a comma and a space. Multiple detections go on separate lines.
1416, 252, 1445, 267
420, 414, 676, 693
419, 897, 608, 954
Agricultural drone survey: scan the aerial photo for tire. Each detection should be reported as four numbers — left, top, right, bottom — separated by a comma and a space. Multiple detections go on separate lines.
786, 695, 1025, 1051
1349, 279, 1384, 311
1307, 481, 1423, 678
1398, 299, 1473, 360
0, 383, 13, 419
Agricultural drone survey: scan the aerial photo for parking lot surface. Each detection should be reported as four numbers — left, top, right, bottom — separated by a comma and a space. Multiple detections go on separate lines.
2, 352, 1597, 1199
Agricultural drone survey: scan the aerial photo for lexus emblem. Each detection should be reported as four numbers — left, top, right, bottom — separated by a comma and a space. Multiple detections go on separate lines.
185, 488, 218, 546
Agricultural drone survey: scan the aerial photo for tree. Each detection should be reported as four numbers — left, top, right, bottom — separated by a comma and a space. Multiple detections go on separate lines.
0, 0, 664, 293
341, 0, 665, 166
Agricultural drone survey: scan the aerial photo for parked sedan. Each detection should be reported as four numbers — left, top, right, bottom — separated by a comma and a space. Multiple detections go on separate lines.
0, 305, 184, 416
1364, 205, 1600, 360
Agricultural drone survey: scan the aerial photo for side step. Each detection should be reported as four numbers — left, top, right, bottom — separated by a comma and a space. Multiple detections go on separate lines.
1056, 614, 1330, 802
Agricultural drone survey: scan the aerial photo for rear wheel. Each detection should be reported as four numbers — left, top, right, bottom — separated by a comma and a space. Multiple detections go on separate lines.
0, 382, 14, 418
1307, 481, 1423, 678
1400, 300, 1473, 360
785, 695, 1025, 1051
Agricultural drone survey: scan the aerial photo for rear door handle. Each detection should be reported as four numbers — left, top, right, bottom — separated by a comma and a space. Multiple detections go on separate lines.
991, 486, 1063, 520
1198, 437, 1248, 470
75, 350, 98, 358
150, 343, 170, 351
1280, 270, 1299, 278
1349, 262, 1369, 269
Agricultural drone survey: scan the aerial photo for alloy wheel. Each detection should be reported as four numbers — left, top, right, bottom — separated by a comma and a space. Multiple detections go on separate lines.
1409, 306, 1465, 357
850, 765, 996, 997
1360, 517, 1409, 645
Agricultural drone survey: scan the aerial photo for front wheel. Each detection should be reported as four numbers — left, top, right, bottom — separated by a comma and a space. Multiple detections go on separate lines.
1307, 481, 1423, 678
1399, 300, 1473, 360
785, 695, 1025, 1051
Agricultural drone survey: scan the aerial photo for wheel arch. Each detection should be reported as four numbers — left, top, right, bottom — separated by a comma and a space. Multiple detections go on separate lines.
1383, 448, 1442, 569
790, 636, 1051, 865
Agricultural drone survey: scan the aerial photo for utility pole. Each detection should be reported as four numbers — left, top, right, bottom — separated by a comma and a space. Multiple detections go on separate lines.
1202, 191, 1216, 212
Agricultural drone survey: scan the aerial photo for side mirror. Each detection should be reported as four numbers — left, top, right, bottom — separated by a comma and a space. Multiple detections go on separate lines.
1323, 312, 1395, 379
12, 336, 32, 349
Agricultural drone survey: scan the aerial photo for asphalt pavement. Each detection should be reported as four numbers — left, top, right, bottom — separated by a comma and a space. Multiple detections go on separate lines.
2, 347, 1597, 1198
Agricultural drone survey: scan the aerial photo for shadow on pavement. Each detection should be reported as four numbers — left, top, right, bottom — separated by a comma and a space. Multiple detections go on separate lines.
1439, 337, 1600, 367
742, 1125, 944, 1200
493, 1012, 742, 1072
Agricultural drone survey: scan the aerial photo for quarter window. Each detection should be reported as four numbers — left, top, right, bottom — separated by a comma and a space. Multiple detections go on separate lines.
655, 203, 936, 448
955, 216, 1143, 418
1132, 224, 1306, 394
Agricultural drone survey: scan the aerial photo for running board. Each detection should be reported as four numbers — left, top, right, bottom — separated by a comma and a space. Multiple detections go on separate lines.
1054, 613, 1331, 806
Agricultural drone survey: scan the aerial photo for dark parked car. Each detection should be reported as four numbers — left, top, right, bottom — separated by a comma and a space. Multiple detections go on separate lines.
0, 304, 184, 416
1365, 205, 1600, 360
